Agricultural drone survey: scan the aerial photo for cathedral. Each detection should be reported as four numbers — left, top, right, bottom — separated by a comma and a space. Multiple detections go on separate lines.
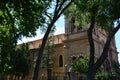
20, 15, 118, 80
8, 15, 118, 80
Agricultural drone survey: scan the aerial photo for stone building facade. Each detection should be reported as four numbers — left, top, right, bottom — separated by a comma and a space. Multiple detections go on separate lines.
18, 16, 118, 80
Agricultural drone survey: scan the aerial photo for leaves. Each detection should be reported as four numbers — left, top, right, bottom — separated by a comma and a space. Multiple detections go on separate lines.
10, 43, 30, 75
0, 0, 49, 39
71, 56, 89, 73
65, 0, 120, 32
0, 0, 50, 74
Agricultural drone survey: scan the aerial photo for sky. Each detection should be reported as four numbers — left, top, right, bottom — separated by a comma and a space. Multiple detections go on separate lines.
18, 15, 120, 63
115, 30, 120, 63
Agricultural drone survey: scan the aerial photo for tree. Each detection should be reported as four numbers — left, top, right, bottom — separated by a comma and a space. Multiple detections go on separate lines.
39, 32, 54, 80
10, 43, 30, 80
71, 56, 88, 74
0, 43, 30, 80
0, 0, 49, 75
65, 0, 120, 80
111, 60, 120, 79
33, 1, 72, 80
71, 56, 112, 80
0, 0, 72, 80
44, 35, 54, 80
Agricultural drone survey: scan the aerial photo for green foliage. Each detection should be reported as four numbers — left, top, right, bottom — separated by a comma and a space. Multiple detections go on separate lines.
65, 0, 120, 32
95, 65, 111, 80
12, 52, 29, 75
111, 61, 120, 79
10, 43, 30, 76
71, 56, 88, 73
96, 70, 111, 80
71, 56, 115, 79
64, 3, 91, 27
65, 1, 120, 79
96, 61, 120, 80
0, 0, 49, 37
0, 43, 30, 76
0, 1, 50, 74
19, 43, 30, 57
64, 3, 77, 16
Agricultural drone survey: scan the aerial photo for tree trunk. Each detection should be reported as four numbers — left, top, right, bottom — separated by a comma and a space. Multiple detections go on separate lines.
87, 68, 96, 80
47, 68, 52, 80
32, 1, 72, 80
87, 6, 120, 80
32, 20, 55, 80
47, 46, 52, 80
94, 23, 120, 71
87, 6, 97, 80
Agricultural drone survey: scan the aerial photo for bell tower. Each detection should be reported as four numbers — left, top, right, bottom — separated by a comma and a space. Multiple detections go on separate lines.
65, 14, 81, 34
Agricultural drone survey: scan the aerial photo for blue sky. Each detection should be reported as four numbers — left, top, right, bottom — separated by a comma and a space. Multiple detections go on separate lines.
115, 30, 120, 63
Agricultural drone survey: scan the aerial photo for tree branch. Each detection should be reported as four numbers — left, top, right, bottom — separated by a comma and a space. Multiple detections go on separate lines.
57, 1, 73, 18
45, 12, 52, 21
54, 0, 59, 14
94, 23, 120, 72
53, 0, 66, 19
57, 0, 66, 12
87, 7, 98, 78
33, 1, 72, 80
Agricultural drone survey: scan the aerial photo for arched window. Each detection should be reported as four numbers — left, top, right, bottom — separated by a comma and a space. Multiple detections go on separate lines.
59, 55, 63, 67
